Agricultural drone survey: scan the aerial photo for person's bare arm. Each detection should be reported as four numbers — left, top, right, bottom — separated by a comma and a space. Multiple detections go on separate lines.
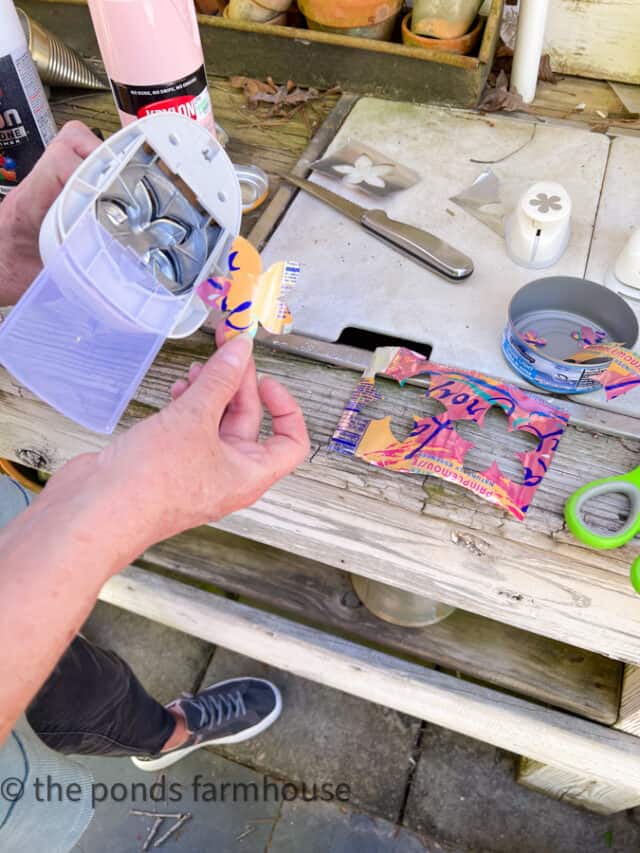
0, 459, 135, 740
0, 333, 310, 743
0, 121, 100, 305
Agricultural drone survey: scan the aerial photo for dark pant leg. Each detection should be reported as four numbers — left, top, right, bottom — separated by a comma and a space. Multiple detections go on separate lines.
26, 635, 176, 757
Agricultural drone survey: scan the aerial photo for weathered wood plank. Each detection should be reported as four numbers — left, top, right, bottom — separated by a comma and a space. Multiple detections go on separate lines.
545, 0, 640, 85
516, 758, 640, 815
100, 565, 640, 792
143, 525, 622, 724
615, 665, 640, 735
532, 77, 639, 135
1, 340, 639, 663
154, 335, 640, 543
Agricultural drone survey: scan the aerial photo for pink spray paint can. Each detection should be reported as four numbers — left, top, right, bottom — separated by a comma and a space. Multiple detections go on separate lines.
87, 0, 216, 136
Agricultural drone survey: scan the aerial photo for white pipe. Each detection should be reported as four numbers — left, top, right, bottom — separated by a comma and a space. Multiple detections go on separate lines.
510, 0, 550, 104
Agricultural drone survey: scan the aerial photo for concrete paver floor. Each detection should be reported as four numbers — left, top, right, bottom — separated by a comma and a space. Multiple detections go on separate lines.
75, 603, 640, 853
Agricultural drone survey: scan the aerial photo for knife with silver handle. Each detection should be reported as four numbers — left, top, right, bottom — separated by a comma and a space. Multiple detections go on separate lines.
282, 173, 474, 281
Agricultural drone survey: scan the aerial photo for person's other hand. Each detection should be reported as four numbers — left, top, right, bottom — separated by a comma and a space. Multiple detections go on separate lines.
47, 331, 310, 569
0, 121, 100, 304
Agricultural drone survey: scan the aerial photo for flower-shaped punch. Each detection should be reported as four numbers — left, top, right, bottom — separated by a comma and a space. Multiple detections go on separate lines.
97, 164, 214, 295
529, 192, 563, 214
332, 154, 394, 189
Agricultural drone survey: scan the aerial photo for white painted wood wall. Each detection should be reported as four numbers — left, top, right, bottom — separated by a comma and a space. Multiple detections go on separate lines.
544, 0, 640, 84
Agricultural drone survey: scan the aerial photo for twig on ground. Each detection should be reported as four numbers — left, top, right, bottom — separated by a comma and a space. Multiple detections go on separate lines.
471, 124, 537, 164
130, 811, 182, 819
142, 817, 164, 852
153, 813, 192, 848
236, 824, 257, 841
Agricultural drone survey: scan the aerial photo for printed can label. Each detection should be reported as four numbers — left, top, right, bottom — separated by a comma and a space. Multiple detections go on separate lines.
110, 66, 214, 129
0, 49, 56, 193
501, 324, 606, 395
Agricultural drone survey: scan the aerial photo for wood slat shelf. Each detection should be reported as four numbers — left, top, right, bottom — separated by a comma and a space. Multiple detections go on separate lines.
99, 565, 640, 796
140, 525, 623, 725
1, 333, 639, 665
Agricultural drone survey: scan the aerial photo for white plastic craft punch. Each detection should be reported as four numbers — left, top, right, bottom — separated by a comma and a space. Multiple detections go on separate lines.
606, 228, 640, 303
505, 181, 572, 270
0, 114, 243, 433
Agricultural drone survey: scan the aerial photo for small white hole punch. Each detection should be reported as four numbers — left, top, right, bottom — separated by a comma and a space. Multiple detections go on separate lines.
505, 181, 572, 270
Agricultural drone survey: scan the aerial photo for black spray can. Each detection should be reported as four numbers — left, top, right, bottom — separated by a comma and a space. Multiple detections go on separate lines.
0, 0, 56, 195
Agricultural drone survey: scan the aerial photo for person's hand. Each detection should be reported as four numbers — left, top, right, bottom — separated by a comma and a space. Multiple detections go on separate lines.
0, 121, 101, 305
45, 331, 310, 570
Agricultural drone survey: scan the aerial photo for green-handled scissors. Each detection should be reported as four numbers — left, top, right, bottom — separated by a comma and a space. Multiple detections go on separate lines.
565, 467, 640, 593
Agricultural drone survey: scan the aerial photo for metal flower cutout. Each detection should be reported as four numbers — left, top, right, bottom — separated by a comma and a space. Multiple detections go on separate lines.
332, 155, 394, 189
97, 165, 211, 295
100, 180, 189, 285
529, 192, 563, 214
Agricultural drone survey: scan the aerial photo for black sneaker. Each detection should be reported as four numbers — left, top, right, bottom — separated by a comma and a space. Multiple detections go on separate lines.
131, 677, 282, 772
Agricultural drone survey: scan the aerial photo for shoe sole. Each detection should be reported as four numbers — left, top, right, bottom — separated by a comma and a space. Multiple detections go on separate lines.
130, 678, 282, 773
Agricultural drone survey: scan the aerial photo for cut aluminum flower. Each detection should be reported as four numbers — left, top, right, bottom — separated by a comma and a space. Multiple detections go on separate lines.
332, 155, 394, 189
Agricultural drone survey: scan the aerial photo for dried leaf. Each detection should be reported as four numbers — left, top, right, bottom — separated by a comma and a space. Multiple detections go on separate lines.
229, 75, 340, 122
230, 75, 276, 96
478, 70, 529, 113
538, 54, 556, 84
495, 68, 509, 91
496, 43, 514, 58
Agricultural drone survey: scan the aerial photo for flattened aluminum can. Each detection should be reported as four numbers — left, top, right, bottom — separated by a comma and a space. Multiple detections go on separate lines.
502, 276, 639, 394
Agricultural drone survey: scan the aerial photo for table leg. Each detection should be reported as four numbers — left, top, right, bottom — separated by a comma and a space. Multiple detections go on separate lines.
615, 663, 640, 736
516, 757, 640, 814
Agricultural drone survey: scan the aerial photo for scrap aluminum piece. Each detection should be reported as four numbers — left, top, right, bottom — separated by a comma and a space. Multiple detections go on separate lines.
251, 328, 640, 440
311, 140, 420, 199
97, 163, 210, 295
449, 169, 505, 237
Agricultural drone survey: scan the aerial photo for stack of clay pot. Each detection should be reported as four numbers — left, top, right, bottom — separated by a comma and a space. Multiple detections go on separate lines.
402, 0, 485, 54
298, 0, 403, 40
194, 0, 228, 13
225, 0, 292, 24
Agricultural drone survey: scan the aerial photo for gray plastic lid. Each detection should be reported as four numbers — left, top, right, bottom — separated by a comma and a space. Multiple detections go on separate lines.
0, 212, 185, 434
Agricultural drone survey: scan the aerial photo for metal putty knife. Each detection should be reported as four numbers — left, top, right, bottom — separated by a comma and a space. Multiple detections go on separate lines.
282, 173, 474, 281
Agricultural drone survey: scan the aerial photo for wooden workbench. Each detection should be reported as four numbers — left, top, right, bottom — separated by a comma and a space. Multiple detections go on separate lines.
4, 76, 640, 815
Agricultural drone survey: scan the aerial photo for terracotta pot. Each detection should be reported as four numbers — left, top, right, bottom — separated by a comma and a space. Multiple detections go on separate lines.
298, 0, 401, 28
255, 0, 291, 10
411, 0, 483, 39
305, 10, 398, 39
227, 0, 283, 22
194, 0, 227, 14
222, 0, 287, 21
401, 13, 484, 55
